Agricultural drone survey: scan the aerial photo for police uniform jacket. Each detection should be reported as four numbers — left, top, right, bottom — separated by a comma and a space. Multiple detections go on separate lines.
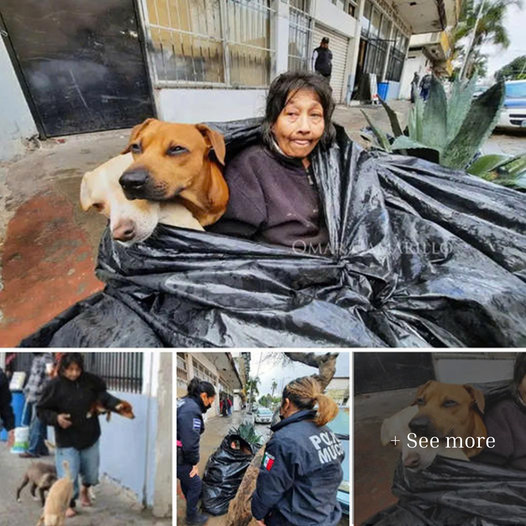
252, 409, 344, 526
177, 395, 205, 465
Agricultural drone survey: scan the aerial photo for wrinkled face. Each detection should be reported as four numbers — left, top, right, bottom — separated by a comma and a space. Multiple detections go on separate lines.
272, 89, 325, 160
62, 363, 82, 382
409, 381, 483, 440
119, 120, 220, 201
81, 154, 161, 245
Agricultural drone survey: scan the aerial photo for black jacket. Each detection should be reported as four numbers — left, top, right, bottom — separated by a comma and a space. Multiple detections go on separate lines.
0, 368, 15, 431
177, 395, 205, 465
313, 47, 332, 76
37, 372, 120, 450
251, 409, 344, 526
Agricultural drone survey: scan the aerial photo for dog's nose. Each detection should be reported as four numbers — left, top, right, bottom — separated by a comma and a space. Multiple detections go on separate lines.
119, 169, 149, 192
112, 220, 136, 242
409, 416, 431, 435
404, 452, 421, 469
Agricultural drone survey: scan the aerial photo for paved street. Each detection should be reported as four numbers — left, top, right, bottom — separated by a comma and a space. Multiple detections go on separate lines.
0, 441, 169, 526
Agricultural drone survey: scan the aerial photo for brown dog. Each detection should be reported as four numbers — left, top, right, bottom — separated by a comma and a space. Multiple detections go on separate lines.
410, 380, 487, 458
37, 460, 73, 526
119, 119, 228, 226
16, 462, 57, 506
86, 399, 135, 422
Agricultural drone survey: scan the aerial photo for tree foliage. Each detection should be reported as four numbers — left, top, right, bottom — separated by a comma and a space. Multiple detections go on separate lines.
496, 55, 526, 80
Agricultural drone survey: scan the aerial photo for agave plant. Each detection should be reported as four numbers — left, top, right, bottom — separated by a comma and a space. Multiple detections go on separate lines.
231, 422, 263, 448
362, 76, 525, 190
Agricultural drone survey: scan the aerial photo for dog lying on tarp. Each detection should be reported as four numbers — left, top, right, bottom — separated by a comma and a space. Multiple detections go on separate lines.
20, 119, 526, 348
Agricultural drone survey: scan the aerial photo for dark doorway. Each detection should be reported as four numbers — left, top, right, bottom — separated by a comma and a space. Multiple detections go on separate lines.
354, 352, 435, 394
0, 0, 154, 137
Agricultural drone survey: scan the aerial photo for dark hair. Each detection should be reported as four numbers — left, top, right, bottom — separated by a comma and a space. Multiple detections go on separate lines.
321, 37, 329, 44
261, 71, 336, 152
59, 353, 84, 375
282, 376, 338, 426
513, 353, 526, 389
188, 377, 216, 398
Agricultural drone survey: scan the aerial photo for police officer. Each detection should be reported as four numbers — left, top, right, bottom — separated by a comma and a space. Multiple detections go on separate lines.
252, 376, 344, 526
177, 378, 216, 525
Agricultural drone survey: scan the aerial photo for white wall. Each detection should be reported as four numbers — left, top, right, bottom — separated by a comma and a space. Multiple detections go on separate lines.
399, 50, 429, 100
435, 357, 514, 384
0, 38, 38, 162
156, 88, 267, 123
313, 0, 357, 38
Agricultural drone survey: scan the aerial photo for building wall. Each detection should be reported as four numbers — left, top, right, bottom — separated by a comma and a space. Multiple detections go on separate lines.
0, 38, 38, 162
153, 352, 172, 518
434, 356, 515, 384
313, 0, 357, 38
156, 88, 267, 123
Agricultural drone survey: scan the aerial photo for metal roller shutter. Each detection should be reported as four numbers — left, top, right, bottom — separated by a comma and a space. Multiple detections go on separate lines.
313, 24, 349, 103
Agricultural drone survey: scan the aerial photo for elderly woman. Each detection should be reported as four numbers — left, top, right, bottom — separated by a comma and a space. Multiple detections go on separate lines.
209, 71, 335, 253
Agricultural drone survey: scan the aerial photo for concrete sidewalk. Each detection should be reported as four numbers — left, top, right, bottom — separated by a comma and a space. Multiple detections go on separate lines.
0, 441, 170, 526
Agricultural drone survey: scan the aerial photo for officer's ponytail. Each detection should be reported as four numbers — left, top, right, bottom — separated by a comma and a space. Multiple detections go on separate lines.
283, 376, 338, 427
187, 377, 216, 398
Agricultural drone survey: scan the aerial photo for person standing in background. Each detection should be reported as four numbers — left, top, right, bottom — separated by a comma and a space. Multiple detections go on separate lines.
312, 37, 332, 82
0, 367, 15, 448
419, 69, 432, 101
19, 352, 54, 459
410, 72, 420, 103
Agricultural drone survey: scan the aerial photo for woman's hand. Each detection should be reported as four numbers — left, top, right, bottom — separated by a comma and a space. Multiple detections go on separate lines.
57, 413, 72, 429
189, 465, 199, 478
255, 520, 266, 526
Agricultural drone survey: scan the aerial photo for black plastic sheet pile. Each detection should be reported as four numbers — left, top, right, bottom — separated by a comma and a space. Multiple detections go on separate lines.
201, 433, 256, 516
20, 119, 526, 347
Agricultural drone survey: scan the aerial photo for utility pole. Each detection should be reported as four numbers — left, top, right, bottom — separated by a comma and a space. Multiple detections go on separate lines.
460, 0, 486, 80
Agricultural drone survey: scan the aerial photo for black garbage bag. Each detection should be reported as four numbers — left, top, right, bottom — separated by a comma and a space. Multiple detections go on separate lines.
20, 119, 526, 347
363, 382, 526, 526
201, 434, 256, 516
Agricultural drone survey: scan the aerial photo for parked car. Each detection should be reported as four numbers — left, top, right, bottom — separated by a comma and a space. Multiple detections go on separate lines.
254, 407, 273, 424
327, 408, 350, 516
497, 80, 526, 130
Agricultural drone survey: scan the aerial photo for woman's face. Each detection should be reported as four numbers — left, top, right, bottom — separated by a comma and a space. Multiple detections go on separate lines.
62, 363, 82, 382
271, 89, 325, 160
201, 393, 215, 409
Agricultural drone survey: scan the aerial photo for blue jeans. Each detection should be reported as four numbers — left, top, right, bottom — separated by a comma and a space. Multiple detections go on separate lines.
56, 440, 100, 504
28, 404, 48, 456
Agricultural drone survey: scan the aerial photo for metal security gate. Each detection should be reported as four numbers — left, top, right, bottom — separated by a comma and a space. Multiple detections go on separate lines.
313, 24, 349, 103
0, 0, 154, 137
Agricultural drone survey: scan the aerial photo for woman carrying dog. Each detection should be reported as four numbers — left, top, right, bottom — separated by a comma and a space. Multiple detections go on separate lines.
37, 352, 122, 518
251, 376, 344, 526
209, 71, 334, 254
177, 378, 216, 525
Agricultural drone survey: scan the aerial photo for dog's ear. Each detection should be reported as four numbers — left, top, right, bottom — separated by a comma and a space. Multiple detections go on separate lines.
411, 380, 433, 406
196, 123, 226, 166
463, 384, 485, 414
121, 118, 156, 154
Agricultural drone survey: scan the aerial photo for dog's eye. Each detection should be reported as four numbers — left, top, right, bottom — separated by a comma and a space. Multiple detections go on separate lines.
415, 397, 425, 405
443, 399, 458, 407
131, 143, 141, 153
166, 145, 188, 156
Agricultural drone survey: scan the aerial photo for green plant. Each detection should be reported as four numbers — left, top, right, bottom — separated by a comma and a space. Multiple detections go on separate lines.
232, 422, 263, 447
362, 76, 525, 190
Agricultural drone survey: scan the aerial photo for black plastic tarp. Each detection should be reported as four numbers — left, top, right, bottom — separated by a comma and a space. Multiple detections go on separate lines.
363, 383, 526, 526
20, 119, 526, 347
201, 434, 256, 516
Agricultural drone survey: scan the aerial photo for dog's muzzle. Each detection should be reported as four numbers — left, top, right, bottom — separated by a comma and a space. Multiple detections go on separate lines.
119, 168, 150, 199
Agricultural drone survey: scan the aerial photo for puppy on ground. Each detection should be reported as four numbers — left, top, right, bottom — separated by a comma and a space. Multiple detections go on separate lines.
37, 460, 73, 526
16, 462, 57, 506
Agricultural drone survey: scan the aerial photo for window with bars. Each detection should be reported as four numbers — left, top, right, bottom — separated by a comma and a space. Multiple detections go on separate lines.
192, 358, 218, 386
84, 353, 143, 394
145, 0, 274, 87
288, 0, 313, 72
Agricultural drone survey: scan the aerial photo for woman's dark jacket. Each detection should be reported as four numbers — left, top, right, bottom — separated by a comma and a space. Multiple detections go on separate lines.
37, 371, 120, 450
208, 144, 329, 250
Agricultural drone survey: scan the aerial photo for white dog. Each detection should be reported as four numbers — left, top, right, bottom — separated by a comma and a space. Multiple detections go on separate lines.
80, 153, 203, 245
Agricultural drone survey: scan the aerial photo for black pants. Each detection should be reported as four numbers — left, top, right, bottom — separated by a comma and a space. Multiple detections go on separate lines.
266, 510, 294, 526
177, 463, 202, 518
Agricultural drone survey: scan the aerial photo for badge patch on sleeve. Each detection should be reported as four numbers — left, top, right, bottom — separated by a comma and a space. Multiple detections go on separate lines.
193, 418, 201, 430
262, 452, 275, 471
